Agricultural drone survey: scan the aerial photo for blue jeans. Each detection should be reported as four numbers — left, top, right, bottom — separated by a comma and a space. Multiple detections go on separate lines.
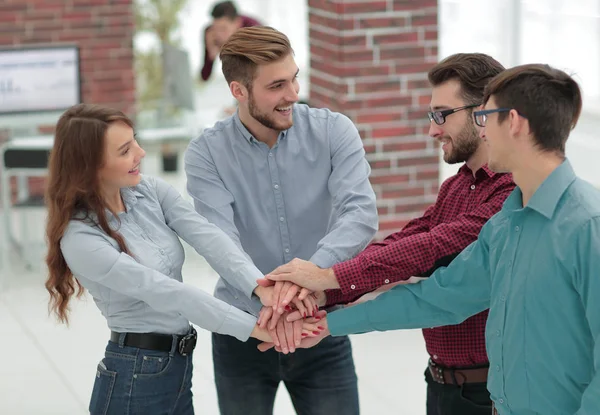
89, 335, 194, 415
212, 333, 359, 415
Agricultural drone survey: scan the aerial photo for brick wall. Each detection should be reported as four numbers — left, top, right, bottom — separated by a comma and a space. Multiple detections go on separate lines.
308, 0, 439, 238
0, 0, 136, 115
1, 0, 136, 200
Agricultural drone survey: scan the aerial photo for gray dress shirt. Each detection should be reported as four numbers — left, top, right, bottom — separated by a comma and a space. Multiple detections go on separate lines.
184, 104, 378, 315
60, 175, 261, 341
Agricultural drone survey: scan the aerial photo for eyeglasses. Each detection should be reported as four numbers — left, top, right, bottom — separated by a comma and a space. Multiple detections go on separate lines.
427, 104, 479, 126
473, 108, 527, 127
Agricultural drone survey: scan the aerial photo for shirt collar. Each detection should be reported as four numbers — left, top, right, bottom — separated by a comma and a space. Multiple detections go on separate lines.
458, 163, 497, 180
503, 159, 576, 219
233, 110, 289, 144
120, 186, 144, 212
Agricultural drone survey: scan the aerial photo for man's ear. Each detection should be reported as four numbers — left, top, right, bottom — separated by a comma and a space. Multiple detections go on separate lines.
230, 81, 248, 103
508, 109, 529, 139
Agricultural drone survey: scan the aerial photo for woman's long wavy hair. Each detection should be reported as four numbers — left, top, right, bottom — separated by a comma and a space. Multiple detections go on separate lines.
45, 104, 133, 324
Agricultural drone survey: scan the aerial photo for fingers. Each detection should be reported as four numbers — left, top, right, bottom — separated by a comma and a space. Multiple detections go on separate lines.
284, 318, 295, 353
293, 318, 303, 346
301, 295, 317, 317
291, 297, 307, 319
267, 263, 293, 276
304, 310, 327, 324
268, 309, 283, 331
256, 278, 274, 287
257, 342, 275, 352
298, 287, 311, 301
285, 310, 303, 322
276, 282, 293, 312
258, 306, 273, 329
281, 284, 299, 308
276, 319, 289, 354
273, 281, 284, 313
301, 321, 324, 335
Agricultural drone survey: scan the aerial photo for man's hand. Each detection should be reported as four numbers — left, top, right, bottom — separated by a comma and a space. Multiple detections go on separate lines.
256, 278, 314, 317
257, 311, 329, 352
265, 258, 340, 292
253, 284, 275, 307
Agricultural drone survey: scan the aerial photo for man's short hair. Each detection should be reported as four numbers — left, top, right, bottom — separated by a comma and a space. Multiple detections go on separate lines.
220, 26, 293, 90
483, 64, 582, 154
428, 53, 505, 105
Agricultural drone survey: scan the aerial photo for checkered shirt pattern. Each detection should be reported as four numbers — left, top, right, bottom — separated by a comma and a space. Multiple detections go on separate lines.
326, 164, 515, 367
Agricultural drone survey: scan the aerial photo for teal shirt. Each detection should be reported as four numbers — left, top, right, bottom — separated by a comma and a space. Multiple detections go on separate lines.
328, 160, 600, 415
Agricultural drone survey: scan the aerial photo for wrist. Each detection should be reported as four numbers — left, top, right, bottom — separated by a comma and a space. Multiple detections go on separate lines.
323, 267, 340, 290
253, 285, 264, 300
250, 324, 270, 342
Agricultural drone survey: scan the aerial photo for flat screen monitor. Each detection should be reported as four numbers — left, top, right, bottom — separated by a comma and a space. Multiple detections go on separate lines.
0, 45, 81, 115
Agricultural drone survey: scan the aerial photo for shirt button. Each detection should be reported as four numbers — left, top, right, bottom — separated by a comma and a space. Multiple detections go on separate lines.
350, 284, 356, 290
279, 217, 284, 222
470, 184, 476, 190
285, 248, 290, 253
433, 355, 438, 360
496, 330, 501, 337
274, 184, 279, 189
499, 398, 504, 404
269, 152, 273, 157
501, 295, 506, 302
160, 249, 165, 254
515, 225, 520, 232
496, 365, 501, 372
384, 279, 390, 284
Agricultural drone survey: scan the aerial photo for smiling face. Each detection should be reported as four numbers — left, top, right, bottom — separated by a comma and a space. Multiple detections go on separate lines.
97, 121, 146, 192
242, 53, 300, 133
428, 79, 481, 165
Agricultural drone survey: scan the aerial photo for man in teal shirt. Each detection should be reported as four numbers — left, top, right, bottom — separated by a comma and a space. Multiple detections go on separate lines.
265, 64, 600, 414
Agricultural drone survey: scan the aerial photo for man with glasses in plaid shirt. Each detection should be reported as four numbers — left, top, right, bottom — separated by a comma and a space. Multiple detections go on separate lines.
264, 53, 515, 415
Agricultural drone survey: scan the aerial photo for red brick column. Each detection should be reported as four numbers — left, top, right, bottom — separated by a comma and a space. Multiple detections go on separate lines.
0, 0, 136, 115
308, 0, 439, 237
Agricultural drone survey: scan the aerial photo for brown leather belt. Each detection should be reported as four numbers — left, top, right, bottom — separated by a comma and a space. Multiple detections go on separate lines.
428, 359, 489, 386
492, 402, 498, 414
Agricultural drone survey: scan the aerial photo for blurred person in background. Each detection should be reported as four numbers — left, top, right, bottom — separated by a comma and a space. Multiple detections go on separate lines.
200, 1, 261, 82
44, 103, 321, 415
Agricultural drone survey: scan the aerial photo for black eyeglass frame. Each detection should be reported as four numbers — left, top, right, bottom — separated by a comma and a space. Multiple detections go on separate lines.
427, 104, 480, 126
473, 108, 527, 127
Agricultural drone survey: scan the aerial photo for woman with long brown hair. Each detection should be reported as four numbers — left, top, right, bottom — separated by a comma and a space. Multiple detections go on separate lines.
45, 103, 321, 415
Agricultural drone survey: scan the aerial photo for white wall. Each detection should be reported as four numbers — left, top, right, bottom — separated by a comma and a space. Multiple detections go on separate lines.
439, 0, 600, 186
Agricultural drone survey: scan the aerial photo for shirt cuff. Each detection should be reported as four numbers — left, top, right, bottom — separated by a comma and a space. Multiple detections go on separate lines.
327, 303, 373, 337
218, 305, 257, 342
238, 264, 264, 300
309, 249, 338, 269
332, 258, 363, 294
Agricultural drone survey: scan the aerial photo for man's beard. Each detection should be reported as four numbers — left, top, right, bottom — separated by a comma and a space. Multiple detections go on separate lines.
248, 93, 294, 132
444, 119, 480, 164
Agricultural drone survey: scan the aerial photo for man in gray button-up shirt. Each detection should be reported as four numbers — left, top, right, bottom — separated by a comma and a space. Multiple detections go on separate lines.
184, 27, 377, 414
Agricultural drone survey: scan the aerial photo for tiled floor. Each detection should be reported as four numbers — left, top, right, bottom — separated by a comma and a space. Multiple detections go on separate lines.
0, 150, 429, 415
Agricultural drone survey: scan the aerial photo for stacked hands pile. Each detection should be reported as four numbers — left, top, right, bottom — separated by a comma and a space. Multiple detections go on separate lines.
253, 259, 331, 354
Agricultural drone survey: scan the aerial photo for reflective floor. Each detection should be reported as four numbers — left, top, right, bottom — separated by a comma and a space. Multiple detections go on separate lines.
0, 150, 429, 415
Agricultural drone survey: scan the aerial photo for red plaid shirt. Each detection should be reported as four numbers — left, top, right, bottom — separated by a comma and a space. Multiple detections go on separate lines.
326, 164, 515, 367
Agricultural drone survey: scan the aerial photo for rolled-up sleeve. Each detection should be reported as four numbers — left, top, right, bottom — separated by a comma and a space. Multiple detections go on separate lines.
61, 225, 257, 341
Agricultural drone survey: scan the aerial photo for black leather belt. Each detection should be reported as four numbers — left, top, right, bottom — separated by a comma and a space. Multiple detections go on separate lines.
428, 359, 489, 386
110, 327, 197, 356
